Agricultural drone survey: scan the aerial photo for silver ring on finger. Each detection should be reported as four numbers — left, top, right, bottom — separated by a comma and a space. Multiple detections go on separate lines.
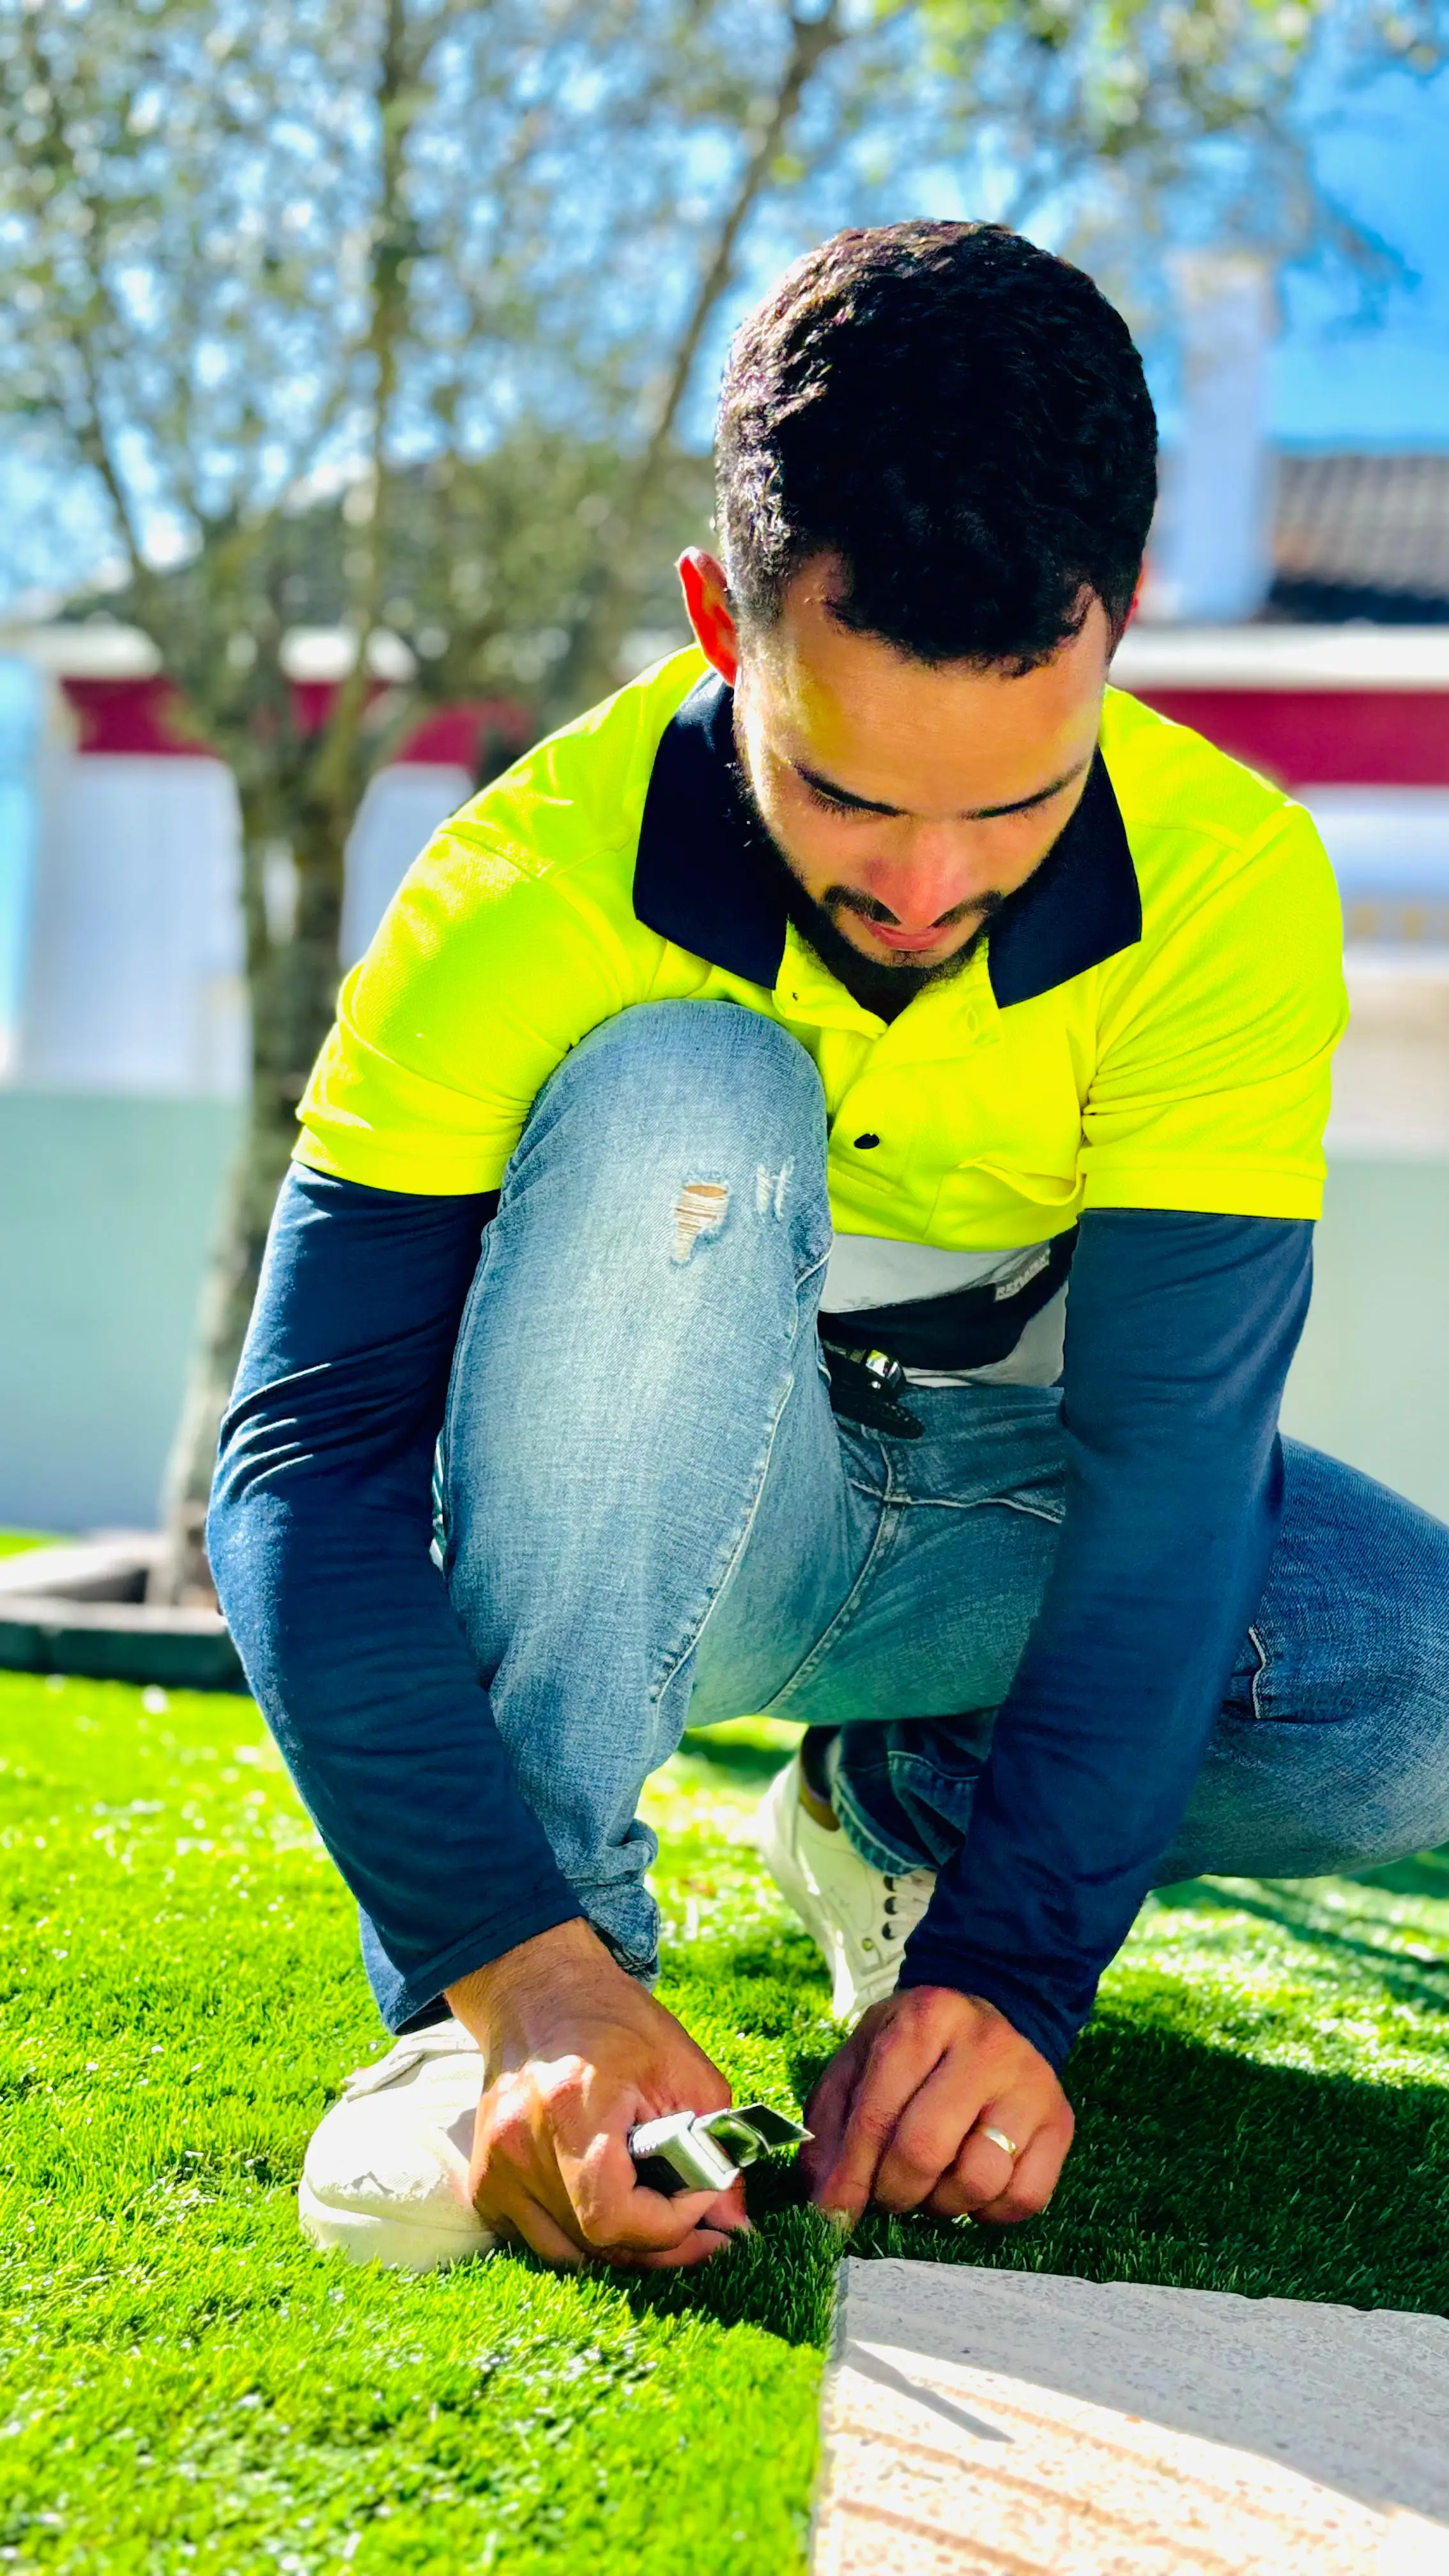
978, 2124, 1020, 2162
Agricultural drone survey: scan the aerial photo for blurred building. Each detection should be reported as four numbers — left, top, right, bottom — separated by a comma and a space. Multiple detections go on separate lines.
0, 624, 525, 1531
4, 452, 1449, 1531
1271, 453, 1449, 627
1126, 364, 1449, 1514
3, 627, 526, 1094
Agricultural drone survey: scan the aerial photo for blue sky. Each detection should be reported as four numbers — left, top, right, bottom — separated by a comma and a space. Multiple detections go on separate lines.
1, 38, 1445, 1057
1271, 58, 1449, 445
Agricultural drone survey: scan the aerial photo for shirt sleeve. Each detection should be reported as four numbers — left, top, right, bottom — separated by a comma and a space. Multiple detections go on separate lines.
295, 841, 632, 1198
293, 726, 674, 1200
1080, 802, 1346, 1221
206, 1165, 583, 2030
898, 1206, 1313, 2070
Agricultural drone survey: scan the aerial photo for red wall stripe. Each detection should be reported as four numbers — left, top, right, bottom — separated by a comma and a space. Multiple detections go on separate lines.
1137, 689, 1449, 788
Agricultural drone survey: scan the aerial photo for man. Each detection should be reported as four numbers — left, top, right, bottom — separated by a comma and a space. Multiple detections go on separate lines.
210, 221, 1449, 2276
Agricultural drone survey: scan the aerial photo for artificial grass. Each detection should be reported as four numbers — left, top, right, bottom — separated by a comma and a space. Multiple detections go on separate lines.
3, 1675, 1448, 2573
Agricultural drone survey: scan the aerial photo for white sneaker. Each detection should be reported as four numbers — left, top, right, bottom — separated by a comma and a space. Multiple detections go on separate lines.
298, 2016, 498, 2273
754, 1751, 936, 2021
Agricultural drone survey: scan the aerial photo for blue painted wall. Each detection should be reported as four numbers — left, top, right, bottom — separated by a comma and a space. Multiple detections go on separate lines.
1282, 1155, 1449, 1518
0, 1094, 1445, 1534
0, 1094, 239, 1530
0, 657, 39, 1068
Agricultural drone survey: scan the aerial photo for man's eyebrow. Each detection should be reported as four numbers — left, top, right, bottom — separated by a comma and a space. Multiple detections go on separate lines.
793, 755, 1091, 822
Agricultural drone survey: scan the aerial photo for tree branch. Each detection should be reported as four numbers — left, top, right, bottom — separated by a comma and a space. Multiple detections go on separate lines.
631, 0, 849, 495
308, 0, 422, 818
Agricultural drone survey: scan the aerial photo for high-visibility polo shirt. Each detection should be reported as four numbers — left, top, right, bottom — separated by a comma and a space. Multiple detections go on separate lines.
296, 648, 1347, 1252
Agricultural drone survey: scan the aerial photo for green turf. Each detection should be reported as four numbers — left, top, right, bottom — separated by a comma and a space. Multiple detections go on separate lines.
3, 1674, 1448, 2572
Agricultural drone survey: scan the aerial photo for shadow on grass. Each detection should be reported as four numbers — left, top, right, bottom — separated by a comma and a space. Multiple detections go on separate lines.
620, 2202, 843, 2349
1351, 1846, 1449, 1903
496, 2199, 842, 2351
578, 2015, 1449, 2349
675, 1728, 794, 1784
1152, 1878, 1449, 2016
855, 2012, 1449, 2318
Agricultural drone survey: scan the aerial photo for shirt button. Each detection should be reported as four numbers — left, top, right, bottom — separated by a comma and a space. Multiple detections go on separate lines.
854, 1132, 880, 1149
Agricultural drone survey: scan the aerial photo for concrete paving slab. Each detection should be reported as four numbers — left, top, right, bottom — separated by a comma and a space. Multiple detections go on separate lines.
814, 2259, 1449, 2576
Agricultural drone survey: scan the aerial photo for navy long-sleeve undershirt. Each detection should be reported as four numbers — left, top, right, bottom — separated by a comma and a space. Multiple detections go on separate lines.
208, 1170, 584, 2028
209, 1169, 1311, 2049
899, 1207, 1312, 2066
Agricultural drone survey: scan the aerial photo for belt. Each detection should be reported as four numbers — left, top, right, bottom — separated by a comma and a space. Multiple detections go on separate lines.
819, 1225, 1078, 1436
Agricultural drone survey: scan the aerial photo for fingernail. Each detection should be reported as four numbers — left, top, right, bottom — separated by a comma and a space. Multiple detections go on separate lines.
820, 2207, 857, 2237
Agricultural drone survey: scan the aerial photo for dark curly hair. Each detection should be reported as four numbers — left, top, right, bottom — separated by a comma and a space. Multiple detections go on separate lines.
716, 221, 1157, 671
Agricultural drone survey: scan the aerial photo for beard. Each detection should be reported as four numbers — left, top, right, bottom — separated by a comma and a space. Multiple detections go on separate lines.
729, 728, 1000, 1020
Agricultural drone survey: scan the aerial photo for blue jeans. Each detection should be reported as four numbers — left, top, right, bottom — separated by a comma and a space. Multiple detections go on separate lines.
438, 1000, 1449, 1982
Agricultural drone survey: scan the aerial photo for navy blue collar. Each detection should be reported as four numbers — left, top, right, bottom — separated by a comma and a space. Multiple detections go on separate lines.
633, 672, 1141, 1008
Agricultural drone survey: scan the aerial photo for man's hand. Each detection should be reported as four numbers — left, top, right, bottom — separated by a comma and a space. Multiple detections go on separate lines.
801, 1986, 1073, 2226
447, 1918, 748, 2271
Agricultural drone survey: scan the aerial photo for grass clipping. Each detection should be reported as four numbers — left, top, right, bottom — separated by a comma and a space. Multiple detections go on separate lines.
3, 1683, 1449, 2573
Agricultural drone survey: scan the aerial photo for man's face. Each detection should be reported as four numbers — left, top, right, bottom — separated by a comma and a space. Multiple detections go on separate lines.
680, 550, 1114, 992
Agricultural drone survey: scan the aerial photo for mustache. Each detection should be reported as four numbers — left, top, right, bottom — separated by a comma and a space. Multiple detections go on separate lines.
728, 721, 992, 996
824, 885, 1006, 934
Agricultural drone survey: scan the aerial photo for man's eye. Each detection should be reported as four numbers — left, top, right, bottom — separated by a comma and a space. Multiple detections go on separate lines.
804, 779, 860, 816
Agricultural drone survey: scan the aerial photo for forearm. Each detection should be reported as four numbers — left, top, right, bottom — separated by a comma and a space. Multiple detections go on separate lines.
900, 1209, 1314, 2068
900, 1427, 1284, 2060
208, 1165, 581, 2027
213, 1471, 583, 2014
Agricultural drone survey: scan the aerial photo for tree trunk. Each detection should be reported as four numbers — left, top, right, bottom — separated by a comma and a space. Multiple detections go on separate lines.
151, 792, 348, 1604
150, 0, 415, 1606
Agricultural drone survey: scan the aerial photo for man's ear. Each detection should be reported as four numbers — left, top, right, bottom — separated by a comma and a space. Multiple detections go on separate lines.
677, 549, 740, 686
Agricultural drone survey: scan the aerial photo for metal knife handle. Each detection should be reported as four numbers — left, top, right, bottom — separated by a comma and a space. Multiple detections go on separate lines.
628, 2110, 739, 2196
627, 2102, 813, 2198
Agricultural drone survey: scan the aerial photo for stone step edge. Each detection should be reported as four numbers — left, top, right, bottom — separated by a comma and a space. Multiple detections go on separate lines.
0, 1591, 246, 1692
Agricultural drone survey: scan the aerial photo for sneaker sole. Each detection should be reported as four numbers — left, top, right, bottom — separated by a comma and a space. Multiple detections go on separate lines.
298, 2176, 496, 2274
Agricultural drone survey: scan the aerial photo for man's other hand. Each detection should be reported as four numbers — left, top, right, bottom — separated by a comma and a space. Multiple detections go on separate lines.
447, 1919, 748, 2271
801, 1986, 1073, 2226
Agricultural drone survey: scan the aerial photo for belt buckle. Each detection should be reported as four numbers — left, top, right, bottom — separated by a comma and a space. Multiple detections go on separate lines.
822, 1341, 924, 1439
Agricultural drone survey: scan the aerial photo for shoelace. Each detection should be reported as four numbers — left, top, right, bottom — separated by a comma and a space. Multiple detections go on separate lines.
878, 1871, 935, 1943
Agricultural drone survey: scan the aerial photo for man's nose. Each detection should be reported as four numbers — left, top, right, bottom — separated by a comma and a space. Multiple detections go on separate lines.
857, 831, 984, 933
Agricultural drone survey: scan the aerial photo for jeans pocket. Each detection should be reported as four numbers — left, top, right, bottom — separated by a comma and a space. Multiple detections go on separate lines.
1223, 1624, 1269, 1721
1223, 1615, 1360, 1726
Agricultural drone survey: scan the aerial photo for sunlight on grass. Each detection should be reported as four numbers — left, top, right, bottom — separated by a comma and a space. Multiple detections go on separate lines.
3, 1673, 1448, 2571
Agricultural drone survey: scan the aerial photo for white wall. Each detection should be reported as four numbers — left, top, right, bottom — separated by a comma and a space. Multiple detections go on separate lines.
0, 656, 40, 1076
1303, 786, 1449, 941
0, 754, 473, 1531
15, 753, 247, 1095
10, 750, 470, 1097
0, 1093, 240, 1529
341, 762, 471, 967
1282, 1157, 1449, 1519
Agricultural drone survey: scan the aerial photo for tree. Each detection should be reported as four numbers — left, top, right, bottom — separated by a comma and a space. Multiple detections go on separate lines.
0, 0, 793, 1593
0, 0, 1441, 1595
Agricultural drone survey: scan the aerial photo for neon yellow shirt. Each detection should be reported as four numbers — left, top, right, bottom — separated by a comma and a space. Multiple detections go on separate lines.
297, 648, 1346, 1245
